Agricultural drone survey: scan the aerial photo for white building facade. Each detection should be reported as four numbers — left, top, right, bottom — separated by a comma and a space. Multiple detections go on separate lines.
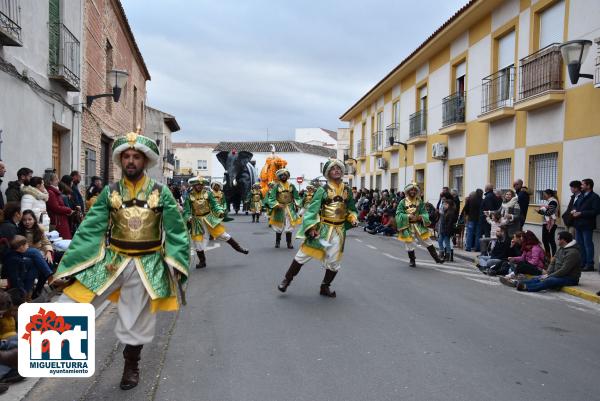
145, 106, 180, 183
173, 142, 217, 180
294, 128, 338, 149
0, 0, 83, 183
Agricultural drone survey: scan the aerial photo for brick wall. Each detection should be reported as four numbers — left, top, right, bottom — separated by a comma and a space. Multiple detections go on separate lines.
80, 0, 149, 184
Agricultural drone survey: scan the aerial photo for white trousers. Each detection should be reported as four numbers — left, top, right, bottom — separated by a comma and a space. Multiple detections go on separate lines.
192, 219, 231, 251
272, 214, 293, 234
294, 229, 343, 272
58, 259, 156, 345
404, 236, 434, 252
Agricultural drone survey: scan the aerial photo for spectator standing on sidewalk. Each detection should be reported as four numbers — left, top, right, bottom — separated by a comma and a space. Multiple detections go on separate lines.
480, 184, 501, 241
497, 189, 521, 237
571, 178, 600, 272
513, 231, 581, 292
5, 167, 32, 203
436, 187, 451, 210
20, 177, 51, 232
513, 179, 530, 229
44, 173, 73, 240
437, 198, 457, 261
70, 171, 85, 213
537, 189, 559, 257
462, 189, 483, 252
562, 180, 582, 236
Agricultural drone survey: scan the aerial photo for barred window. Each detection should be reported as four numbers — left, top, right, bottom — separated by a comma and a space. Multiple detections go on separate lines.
529, 152, 558, 204
197, 160, 208, 170
360, 176, 366, 189
390, 172, 398, 191
449, 164, 464, 197
490, 158, 511, 192
375, 174, 382, 190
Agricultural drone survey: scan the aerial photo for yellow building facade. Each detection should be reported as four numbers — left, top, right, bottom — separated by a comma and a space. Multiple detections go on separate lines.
341, 0, 600, 229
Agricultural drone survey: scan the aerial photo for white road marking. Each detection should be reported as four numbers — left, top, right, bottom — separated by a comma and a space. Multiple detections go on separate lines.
465, 277, 500, 286
366, 244, 377, 250
383, 253, 402, 260
355, 238, 363, 243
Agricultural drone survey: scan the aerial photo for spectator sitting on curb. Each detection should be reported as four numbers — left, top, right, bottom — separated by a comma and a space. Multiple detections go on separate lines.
0, 289, 20, 391
502, 231, 546, 282
477, 227, 511, 273
487, 231, 524, 277
501, 231, 581, 292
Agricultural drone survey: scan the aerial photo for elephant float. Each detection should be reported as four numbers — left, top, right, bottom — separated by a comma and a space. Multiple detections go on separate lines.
216, 150, 258, 214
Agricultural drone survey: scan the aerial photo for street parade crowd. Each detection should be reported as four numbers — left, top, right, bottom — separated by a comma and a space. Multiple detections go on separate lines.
0, 130, 598, 394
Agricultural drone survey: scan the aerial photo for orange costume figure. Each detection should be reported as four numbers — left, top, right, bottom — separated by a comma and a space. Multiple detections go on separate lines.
259, 146, 288, 196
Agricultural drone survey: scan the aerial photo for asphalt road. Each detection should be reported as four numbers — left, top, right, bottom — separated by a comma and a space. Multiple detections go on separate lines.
20, 217, 600, 401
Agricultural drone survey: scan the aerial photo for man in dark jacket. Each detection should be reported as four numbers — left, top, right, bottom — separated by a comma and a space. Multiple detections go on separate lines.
70, 170, 85, 212
513, 179, 530, 228
562, 180, 582, 235
5, 167, 32, 202
479, 184, 501, 239
572, 178, 600, 271
462, 189, 483, 251
515, 231, 581, 292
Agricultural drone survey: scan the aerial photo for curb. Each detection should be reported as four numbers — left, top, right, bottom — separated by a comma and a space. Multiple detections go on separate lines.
450, 247, 600, 304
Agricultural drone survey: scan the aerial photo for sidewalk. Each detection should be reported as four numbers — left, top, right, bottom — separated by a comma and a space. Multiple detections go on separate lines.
451, 247, 600, 304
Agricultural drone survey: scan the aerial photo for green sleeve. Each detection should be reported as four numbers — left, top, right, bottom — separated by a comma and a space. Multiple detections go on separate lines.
292, 185, 302, 207
345, 190, 359, 228
182, 194, 192, 221
298, 187, 324, 238
418, 201, 431, 226
55, 186, 111, 277
208, 191, 224, 216
161, 187, 190, 278
265, 185, 278, 209
395, 201, 409, 230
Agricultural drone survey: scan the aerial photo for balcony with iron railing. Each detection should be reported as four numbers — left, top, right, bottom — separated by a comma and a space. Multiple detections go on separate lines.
371, 130, 383, 154
356, 140, 366, 159
408, 110, 427, 143
0, 0, 21, 46
439, 91, 466, 135
385, 123, 399, 149
48, 22, 81, 91
478, 65, 515, 123
515, 43, 564, 111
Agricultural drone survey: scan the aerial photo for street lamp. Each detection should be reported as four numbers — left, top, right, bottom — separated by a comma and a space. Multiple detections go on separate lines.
559, 40, 593, 85
388, 136, 409, 188
86, 69, 129, 108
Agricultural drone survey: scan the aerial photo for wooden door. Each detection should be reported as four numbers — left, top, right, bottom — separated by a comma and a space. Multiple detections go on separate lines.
52, 130, 61, 173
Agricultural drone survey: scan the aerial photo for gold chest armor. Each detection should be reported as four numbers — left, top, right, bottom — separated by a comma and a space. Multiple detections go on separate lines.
252, 191, 261, 202
276, 185, 292, 204
404, 199, 419, 215
191, 191, 210, 216
320, 186, 348, 223
109, 201, 163, 251
304, 192, 314, 205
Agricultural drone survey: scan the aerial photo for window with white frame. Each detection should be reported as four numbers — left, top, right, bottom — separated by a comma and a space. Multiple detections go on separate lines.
539, 1, 564, 49
197, 160, 208, 170
529, 152, 558, 204
375, 174, 382, 190
449, 164, 464, 197
415, 169, 425, 195
490, 158, 511, 192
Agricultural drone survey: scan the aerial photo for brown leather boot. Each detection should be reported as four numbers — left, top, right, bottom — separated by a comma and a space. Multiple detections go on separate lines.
278, 260, 303, 292
319, 269, 337, 298
275, 233, 281, 248
227, 238, 249, 254
196, 251, 206, 268
427, 245, 444, 264
408, 250, 416, 267
120, 344, 143, 390
286, 232, 294, 249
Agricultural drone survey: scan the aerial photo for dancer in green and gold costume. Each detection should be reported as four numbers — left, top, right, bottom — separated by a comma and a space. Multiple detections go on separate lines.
265, 169, 302, 249
248, 183, 263, 223
396, 182, 444, 267
277, 160, 358, 297
55, 131, 189, 390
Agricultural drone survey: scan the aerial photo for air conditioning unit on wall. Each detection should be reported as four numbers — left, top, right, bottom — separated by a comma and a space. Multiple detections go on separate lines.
432, 143, 447, 160
377, 157, 387, 170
